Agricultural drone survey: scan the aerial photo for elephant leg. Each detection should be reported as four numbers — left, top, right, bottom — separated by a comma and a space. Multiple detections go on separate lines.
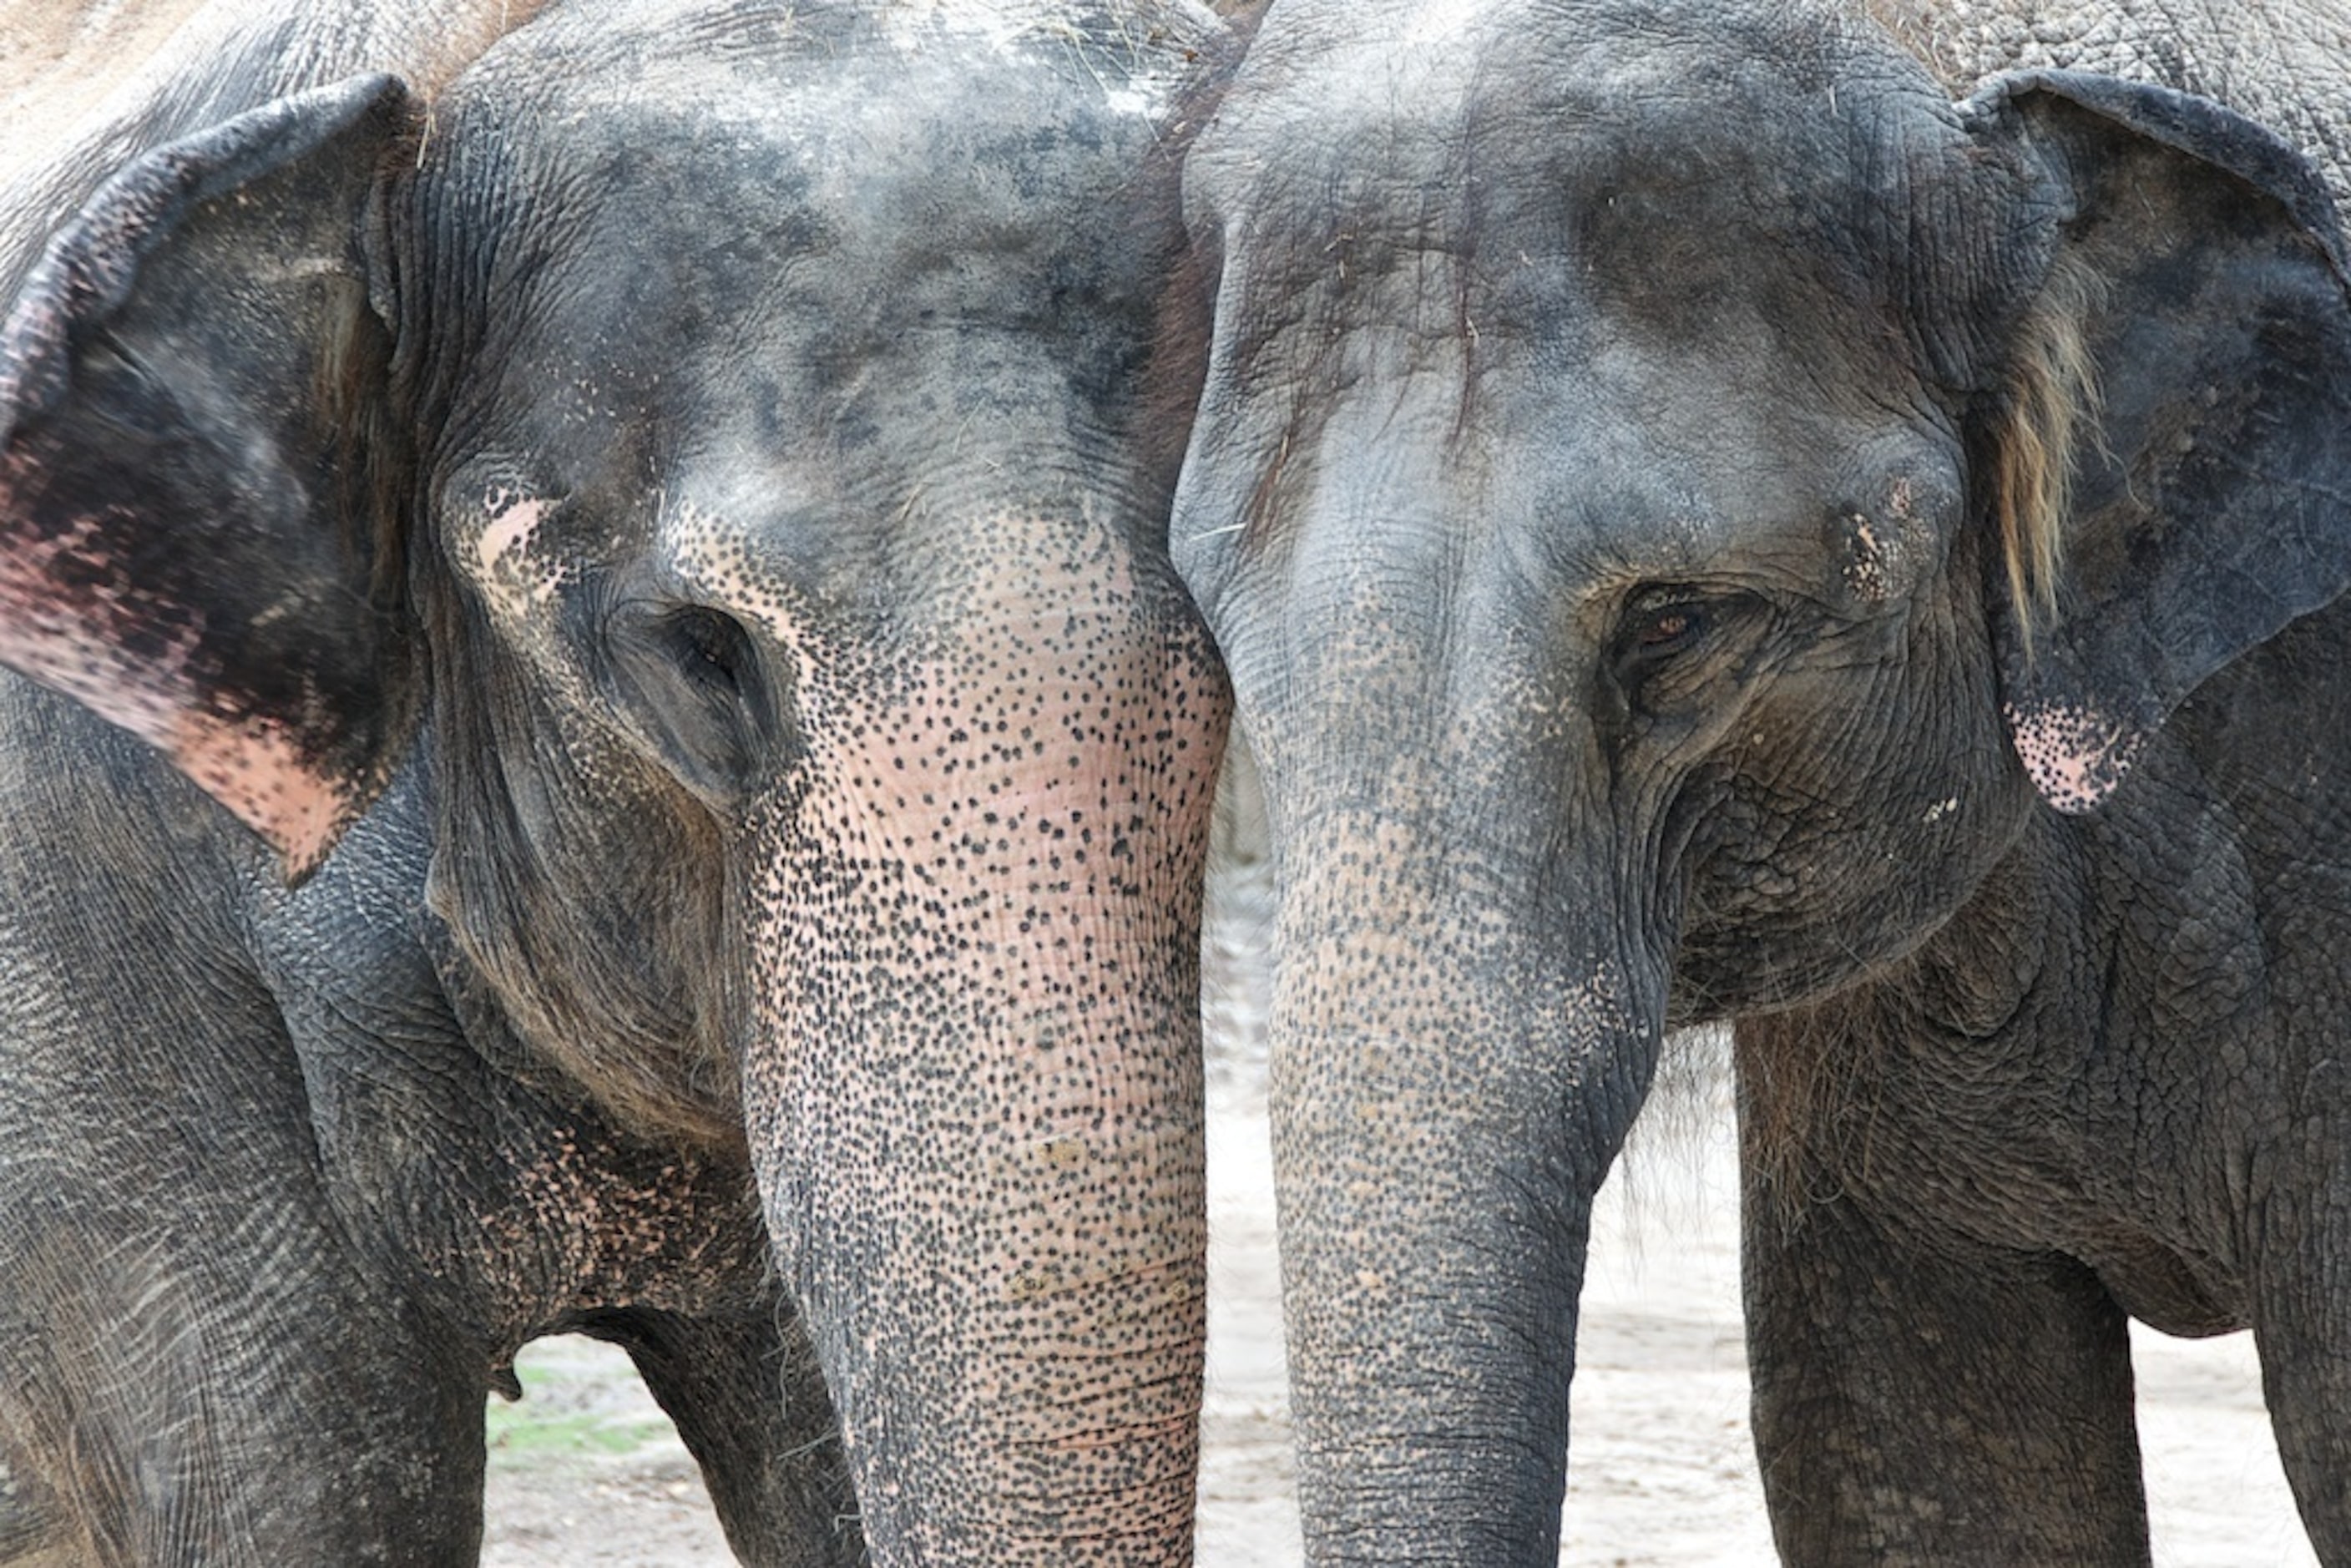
1742, 1161, 2148, 1565
2248, 1161, 2351, 1560
0, 1318, 487, 1566
582, 1306, 859, 1568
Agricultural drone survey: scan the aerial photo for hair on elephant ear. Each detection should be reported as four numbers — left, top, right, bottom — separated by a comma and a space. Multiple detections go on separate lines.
1989, 249, 2101, 655
1960, 69, 2351, 814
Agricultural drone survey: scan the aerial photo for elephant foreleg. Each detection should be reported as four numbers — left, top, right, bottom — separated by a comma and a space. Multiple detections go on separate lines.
2249, 1151, 2351, 1562
584, 1305, 860, 1568
1742, 1156, 2148, 1565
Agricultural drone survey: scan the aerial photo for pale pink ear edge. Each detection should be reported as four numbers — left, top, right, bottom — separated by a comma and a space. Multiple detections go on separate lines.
0, 601, 355, 878
165, 710, 356, 877
2003, 698, 2148, 817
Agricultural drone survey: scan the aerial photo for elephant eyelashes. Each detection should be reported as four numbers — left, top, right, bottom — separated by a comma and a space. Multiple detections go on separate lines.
602, 603, 781, 807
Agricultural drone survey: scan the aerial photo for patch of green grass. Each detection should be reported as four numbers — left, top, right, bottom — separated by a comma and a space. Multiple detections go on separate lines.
484, 1404, 673, 1459
482, 1348, 680, 1464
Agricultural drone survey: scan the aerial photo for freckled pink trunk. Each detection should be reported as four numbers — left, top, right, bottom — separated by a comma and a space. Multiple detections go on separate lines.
736, 557, 1226, 1564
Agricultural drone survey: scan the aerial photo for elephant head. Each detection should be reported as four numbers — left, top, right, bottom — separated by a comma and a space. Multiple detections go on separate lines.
1170, 0, 2351, 1558
0, 1, 1233, 1559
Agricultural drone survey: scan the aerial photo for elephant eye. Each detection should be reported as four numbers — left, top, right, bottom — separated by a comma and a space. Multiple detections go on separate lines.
600, 600, 780, 808
666, 606, 752, 695
1636, 604, 1704, 650
1615, 588, 1712, 672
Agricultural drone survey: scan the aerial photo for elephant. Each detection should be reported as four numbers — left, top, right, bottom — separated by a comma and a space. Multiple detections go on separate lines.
1168, 0, 2351, 1560
0, 0, 1233, 1561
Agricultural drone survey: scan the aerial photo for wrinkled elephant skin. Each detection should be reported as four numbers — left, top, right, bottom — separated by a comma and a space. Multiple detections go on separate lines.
0, 1, 1231, 1562
1172, 0, 2351, 1561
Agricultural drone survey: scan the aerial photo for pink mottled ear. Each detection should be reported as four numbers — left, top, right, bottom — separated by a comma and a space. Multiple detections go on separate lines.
0, 76, 416, 878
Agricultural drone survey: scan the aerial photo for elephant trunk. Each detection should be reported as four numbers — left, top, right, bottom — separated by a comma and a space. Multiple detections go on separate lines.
740, 575, 1227, 1563
1263, 757, 1666, 1564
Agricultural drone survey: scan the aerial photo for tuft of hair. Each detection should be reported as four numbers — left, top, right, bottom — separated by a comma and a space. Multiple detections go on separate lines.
1857, 0, 2103, 650
1731, 993, 1934, 1236
1599, 1025, 1738, 1251
1990, 251, 2102, 655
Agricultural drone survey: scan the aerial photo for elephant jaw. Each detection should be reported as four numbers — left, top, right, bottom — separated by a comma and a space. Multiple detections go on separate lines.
733, 601, 1226, 1562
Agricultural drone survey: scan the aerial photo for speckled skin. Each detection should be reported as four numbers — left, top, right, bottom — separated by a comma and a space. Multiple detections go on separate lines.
0, 1, 1231, 1562
1171, 1, 2351, 1561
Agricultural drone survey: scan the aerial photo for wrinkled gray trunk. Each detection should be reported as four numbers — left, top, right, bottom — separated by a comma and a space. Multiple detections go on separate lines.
1268, 803, 1662, 1562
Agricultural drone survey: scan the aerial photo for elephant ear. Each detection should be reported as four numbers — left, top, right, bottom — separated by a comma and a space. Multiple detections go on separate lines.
1961, 70, 2351, 812
0, 74, 417, 877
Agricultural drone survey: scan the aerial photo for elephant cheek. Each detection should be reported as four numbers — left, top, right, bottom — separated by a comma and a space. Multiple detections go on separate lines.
731, 633, 1225, 1563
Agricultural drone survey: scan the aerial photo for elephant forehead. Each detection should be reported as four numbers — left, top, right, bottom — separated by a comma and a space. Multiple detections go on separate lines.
1193, 296, 1963, 591
427, 12, 1194, 521
456, 0, 1192, 210
1183, 0, 1973, 599
871, 0, 1091, 54
1196, 0, 1951, 280
1214, 0, 1917, 109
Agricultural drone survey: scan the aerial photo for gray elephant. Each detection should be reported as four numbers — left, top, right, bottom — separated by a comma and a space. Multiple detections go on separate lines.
1170, 0, 2351, 1560
0, 0, 1232, 1562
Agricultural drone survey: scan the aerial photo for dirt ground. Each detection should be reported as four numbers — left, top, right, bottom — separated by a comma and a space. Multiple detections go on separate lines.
480, 1036, 2320, 1567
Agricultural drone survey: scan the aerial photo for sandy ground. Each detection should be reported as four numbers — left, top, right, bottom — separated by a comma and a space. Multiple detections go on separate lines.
480, 1040, 2320, 1566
